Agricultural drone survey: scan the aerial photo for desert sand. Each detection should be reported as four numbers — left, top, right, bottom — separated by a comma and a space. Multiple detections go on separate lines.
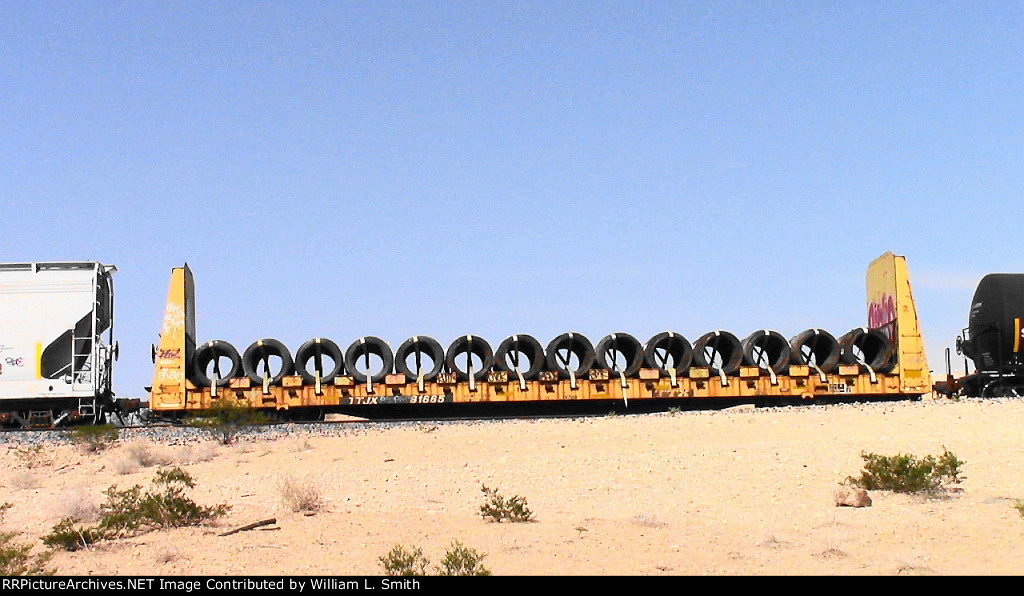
2, 395, 1024, 577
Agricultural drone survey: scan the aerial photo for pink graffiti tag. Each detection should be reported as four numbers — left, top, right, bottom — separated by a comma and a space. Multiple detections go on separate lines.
868, 294, 897, 344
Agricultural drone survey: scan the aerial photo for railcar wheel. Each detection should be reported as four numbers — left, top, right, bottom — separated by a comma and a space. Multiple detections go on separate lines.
395, 336, 445, 382
191, 340, 243, 388
294, 337, 345, 385
345, 336, 394, 385
446, 335, 494, 382
981, 380, 1024, 398
494, 334, 545, 380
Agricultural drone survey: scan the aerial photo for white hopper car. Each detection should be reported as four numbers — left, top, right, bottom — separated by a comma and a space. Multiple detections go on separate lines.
0, 262, 118, 427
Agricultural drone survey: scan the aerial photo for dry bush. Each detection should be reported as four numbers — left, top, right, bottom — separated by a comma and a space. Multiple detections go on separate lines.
289, 436, 314, 452
116, 441, 173, 475
156, 546, 182, 564
176, 442, 219, 465
278, 476, 324, 514
53, 487, 99, 523
64, 424, 119, 454
14, 445, 52, 469
9, 472, 38, 491
114, 459, 140, 476
758, 535, 790, 549
630, 513, 666, 528
125, 441, 173, 468
815, 546, 850, 560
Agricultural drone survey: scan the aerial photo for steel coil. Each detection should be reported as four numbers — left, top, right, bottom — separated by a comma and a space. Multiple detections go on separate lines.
344, 336, 394, 384
692, 330, 743, 376
594, 332, 645, 377
242, 338, 296, 386
190, 340, 242, 388
395, 335, 445, 382
294, 337, 345, 385
789, 328, 841, 373
838, 327, 893, 372
643, 331, 693, 376
544, 332, 596, 379
494, 334, 545, 381
741, 330, 791, 374
445, 335, 494, 382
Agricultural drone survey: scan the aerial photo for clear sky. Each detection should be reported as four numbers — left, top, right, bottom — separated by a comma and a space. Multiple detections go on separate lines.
2, 1, 1022, 398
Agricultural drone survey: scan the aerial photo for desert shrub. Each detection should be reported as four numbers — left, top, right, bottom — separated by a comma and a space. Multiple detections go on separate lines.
846, 449, 965, 494
9, 471, 38, 491
278, 476, 324, 514
182, 400, 268, 445
0, 504, 53, 576
435, 541, 491, 576
116, 442, 174, 475
378, 542, 490, 576
64, 424, 120, 453
126, 441, 173, 468
43, 467, 229, 551
289, 436, 314, 452
41, 518, 105, 552
480, 484, 534, 523
176, 442, 219, 464
54, 488, 99, 523
379, 544, 431, 576
14, 445, 52, 469
1015, 501, 1024, 519
114, 459, 140, 475
99, 467, 229, 534
155, 547, 181, 564
631, 513, 666, 528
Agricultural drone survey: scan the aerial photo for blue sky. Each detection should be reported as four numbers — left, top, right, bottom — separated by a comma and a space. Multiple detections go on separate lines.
2, 1, 1022, 398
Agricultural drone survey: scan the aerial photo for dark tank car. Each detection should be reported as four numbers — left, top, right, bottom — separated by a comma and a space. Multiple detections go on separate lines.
944, 273, 1024, 397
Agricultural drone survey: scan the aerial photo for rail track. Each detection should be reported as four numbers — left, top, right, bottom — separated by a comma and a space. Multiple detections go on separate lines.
0, 393, 922, 443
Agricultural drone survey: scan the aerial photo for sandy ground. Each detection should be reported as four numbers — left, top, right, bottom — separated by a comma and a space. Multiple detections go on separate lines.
2, 396, 1024, 577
